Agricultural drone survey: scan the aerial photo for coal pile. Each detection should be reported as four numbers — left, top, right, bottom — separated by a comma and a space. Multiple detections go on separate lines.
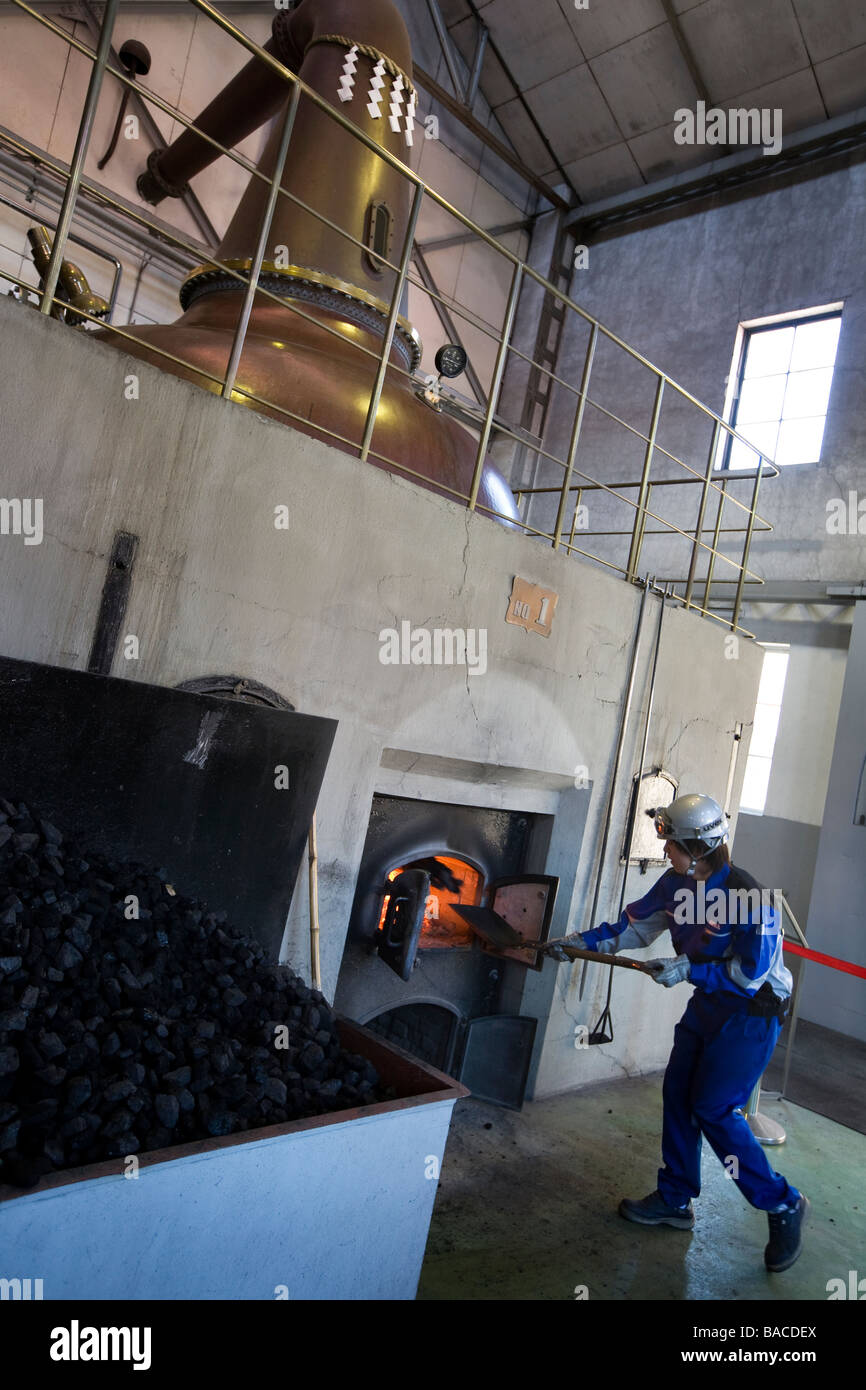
0, 798, 390, 1189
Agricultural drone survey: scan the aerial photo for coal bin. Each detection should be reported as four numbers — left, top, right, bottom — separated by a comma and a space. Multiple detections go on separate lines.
0, 798, 391, 1188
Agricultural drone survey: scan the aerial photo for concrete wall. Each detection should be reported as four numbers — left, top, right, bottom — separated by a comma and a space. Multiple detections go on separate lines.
0, 293, 763, 1096
735, 813, 820, 931
764, 643, 848, 824
735, 636, 847, 954
526, 155, 866, 592
800, 603, 866, 1041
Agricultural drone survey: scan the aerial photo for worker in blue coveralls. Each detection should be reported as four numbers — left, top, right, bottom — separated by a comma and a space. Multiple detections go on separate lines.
555, 792, 809, 1273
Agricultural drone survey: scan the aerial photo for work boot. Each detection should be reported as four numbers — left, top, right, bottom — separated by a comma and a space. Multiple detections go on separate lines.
619, 1190, 695, 1229
765, 1194, 810, 1272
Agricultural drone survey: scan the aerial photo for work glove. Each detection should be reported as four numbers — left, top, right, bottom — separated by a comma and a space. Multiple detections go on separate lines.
544, 932, 598, 963
647, 954, 691, 987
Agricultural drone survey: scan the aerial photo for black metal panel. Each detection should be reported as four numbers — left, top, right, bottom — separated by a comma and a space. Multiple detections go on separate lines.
458, 1015, 538, 1110
377, 869, 430, 981
0, 655, 337, 960
87, 530, 138, 675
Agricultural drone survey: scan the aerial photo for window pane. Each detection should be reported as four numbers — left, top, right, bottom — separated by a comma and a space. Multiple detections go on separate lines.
775, 415, 826, 465
743, 327, 794, 378
752, 702, 782, 755
729, 419, 779, 468
757, 650, 789, 705
790, 317, 841, 371
727, 438, 757, 470
781, 366, 834, 420
741, 756, 772, 813
737, 373, 787, 424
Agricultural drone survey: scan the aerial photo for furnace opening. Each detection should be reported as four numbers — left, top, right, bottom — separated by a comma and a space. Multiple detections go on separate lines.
377, 855, 483, 950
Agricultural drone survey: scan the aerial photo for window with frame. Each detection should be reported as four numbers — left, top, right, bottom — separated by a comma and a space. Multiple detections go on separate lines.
721, 307, 843, 471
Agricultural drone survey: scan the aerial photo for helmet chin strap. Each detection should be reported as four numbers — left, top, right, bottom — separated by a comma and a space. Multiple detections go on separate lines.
677, 842, 705, 877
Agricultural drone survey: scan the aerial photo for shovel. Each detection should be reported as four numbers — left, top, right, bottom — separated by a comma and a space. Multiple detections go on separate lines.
453, 909, 655, 975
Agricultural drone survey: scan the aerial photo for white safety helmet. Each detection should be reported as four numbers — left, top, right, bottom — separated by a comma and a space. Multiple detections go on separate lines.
650, 793, 729, 874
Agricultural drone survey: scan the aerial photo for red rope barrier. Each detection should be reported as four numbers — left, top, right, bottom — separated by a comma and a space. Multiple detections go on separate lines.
783, 939, 866, 981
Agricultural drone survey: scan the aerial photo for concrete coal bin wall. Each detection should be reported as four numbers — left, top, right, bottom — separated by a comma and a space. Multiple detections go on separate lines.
0, 1022, 466, 1299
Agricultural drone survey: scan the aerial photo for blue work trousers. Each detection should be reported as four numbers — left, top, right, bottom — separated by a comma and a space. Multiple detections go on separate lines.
657, 990, 800, 1211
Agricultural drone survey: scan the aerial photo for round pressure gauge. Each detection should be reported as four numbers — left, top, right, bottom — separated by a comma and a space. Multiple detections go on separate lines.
435, 343, 468, 379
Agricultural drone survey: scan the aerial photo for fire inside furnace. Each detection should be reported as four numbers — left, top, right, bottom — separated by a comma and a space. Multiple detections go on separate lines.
377, 857, 483, 949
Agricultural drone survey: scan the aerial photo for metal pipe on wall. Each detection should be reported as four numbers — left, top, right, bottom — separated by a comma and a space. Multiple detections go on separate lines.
615, 582, 667, 919
587, 582, 667, 1033
579, 578, 650, 1000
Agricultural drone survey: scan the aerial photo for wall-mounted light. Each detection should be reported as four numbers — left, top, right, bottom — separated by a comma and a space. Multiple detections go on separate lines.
97, 39, 152, 172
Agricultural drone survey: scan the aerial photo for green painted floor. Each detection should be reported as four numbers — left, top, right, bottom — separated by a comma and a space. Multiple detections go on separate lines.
417, 1075, 865, 1301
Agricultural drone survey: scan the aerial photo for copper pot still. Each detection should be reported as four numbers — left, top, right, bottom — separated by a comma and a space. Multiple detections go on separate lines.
100, 0, 518, 522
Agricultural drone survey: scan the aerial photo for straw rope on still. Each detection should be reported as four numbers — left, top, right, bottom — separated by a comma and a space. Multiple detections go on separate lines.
305, 33, 417, 99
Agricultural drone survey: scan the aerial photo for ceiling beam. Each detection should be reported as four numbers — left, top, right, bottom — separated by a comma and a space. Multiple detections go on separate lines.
417, 217, 532, 253
566, 107, 866, 236
413, 65, 570, 211
411, 242, 487, 407
458, 0, 577, 200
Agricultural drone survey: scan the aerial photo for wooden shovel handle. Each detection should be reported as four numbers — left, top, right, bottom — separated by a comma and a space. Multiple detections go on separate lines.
529, 939, 656, 975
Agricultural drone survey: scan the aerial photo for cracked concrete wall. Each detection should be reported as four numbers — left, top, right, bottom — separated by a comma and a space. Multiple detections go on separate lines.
531, 598, 765, 1096
0, 294, 762, 1094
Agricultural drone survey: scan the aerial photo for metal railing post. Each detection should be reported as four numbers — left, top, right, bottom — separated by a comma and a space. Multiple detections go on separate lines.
730, 458, 764, 632
702, 475, 727, 616
685, 419, 721, 609
359, 183, 425, 461
467, 262, 523, 511
635, 481, 653, 568
626, 377, 664, 581
222, 85, 301, 400
39, 0, 119, 315
568, 487, 584, 551
553, 322, 597, 549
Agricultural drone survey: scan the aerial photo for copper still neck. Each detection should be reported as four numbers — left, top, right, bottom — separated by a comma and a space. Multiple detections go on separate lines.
143, 0, 418, 334
105, 0, 518, 524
